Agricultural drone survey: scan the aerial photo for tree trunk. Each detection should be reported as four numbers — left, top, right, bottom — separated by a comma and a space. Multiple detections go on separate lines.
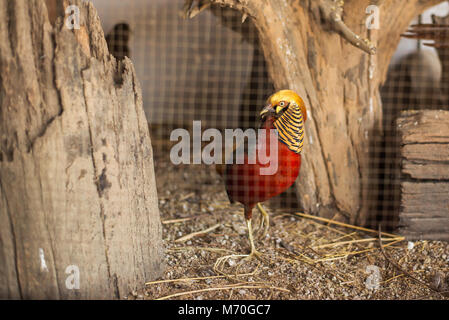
0, 0, 164, 299
187, 0, 442, 225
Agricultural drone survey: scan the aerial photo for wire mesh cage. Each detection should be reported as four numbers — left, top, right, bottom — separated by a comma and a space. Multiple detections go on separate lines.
378, 6, 449, 231
95, 0, 449, 231
3, 0, 449, 301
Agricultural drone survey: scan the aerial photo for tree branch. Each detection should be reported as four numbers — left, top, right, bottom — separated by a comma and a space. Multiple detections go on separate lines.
318, 0, 376, 55
184, 0, 377, 55
182, 0, 253, 20
183, 0, 209, 19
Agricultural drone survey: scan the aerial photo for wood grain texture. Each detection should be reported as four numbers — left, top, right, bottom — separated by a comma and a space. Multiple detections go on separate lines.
0, 0, 164, 299
397, 110, 449, 241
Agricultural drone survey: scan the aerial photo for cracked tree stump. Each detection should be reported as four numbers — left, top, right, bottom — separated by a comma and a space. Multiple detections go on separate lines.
397, 110, 449, 241
0, 0, 163, 299
184, 0, 441, 225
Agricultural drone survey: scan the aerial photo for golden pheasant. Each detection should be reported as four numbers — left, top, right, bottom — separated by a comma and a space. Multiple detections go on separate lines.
219, 89, 307, 259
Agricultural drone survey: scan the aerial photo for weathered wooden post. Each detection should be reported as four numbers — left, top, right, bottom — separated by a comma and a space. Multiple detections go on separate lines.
397, 110, 449, 240
0, 0, 164, 299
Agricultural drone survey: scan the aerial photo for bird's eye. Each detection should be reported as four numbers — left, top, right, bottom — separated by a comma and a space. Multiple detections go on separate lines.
275, 102, 285, 114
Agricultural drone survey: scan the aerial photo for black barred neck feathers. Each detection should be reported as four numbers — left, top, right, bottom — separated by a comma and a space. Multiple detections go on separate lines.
273, 102, 305, 154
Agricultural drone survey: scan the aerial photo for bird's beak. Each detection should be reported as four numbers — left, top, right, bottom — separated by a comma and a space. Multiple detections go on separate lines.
260, 104, 275, 119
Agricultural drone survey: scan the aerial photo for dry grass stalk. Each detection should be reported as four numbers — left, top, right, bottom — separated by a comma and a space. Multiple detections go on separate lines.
162, 217, 193, 224
175, 224, 221, 242
155, 284, 290, 300
145, 272, 257, 286
293, 212, 402, 239
167, 246, 236, 254
312, 237, 402, 250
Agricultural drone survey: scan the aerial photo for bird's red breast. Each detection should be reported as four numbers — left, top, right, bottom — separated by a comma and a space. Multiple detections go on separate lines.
224, 118, 301, 217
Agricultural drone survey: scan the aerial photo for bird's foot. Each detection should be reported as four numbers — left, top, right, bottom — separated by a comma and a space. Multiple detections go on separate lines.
213, 250, 264, 276
233, 248, 265, 274
213, 215, 266, 276
213, 253, 256, 276
240, 248, 263, 263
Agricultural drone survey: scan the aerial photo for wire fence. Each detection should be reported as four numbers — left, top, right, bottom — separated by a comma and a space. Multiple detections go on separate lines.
96, 0, 449, 229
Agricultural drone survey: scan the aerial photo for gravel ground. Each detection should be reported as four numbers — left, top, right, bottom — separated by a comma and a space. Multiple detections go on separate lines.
137, 142, 449, 300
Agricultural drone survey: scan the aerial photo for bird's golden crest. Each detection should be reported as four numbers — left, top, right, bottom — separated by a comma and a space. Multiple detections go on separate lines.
268, 90, 307, 154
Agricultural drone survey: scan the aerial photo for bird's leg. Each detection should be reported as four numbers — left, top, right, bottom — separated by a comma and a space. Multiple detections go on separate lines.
244, 218, 262, 260
213, 214, 263, 275
256, 203, 269, 239
213, 218, 261, 274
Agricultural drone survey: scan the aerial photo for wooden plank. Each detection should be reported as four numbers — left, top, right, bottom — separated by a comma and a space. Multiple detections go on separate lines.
395, 230, 449, 241
402, 143, 449, 162
397, 110, 449, 240
0, 0, 163, 299
399, 217, 449, 231
401, 181, 449, 216
399, 111, 449, 180
397, 110, 449, 144
402, 161, 449, 180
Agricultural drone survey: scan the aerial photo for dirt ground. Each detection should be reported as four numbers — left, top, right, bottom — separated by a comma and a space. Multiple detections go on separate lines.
137, 142, 449, 300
